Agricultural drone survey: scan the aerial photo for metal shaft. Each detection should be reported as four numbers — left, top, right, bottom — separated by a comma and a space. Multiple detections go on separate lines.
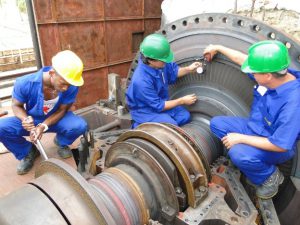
35, 139, 48, 160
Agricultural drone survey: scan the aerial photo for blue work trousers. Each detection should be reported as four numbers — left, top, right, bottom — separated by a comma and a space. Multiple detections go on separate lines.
0, 111, 87, 160
210, 116, 294, 185
132, 106, 190, 128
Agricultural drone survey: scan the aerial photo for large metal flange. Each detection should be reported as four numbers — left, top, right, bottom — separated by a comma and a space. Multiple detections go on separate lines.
117, 122, 208, 207
104, 141, 179, 221
33, 158, 115, 225
160, 13, 300, 68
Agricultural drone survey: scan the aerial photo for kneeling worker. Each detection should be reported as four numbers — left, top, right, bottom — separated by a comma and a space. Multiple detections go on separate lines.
126, 34, 200, 128
0, 50, 87, 175
205, 41, 300, 199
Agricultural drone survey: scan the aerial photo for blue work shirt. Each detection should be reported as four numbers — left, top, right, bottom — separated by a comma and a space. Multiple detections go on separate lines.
12, 66, 79, 120
126, 58, 179, 123
247, 69, 300, 151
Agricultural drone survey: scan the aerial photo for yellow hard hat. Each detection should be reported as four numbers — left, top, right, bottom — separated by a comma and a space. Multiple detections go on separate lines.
52, 50, 84, 86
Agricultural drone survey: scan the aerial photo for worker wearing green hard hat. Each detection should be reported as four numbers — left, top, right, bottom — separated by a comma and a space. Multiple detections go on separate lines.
241, 40, 290, 73
204, 40, 300, 200
139, 33, 174, 63
126, 34, 201, 128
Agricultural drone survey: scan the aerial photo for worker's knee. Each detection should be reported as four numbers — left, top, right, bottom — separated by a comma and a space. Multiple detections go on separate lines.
61, 117, 87, 137
210, 116, 228, 139
229, 145, 255, 168
72, 118, 87, 135
176, 110, 190, 126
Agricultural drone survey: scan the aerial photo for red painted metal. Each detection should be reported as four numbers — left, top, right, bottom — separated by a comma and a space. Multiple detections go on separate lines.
32, 0, 163, 108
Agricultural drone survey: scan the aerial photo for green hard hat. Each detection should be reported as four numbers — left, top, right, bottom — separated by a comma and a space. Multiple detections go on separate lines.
140, 34, 174, 63
241, 40, 290, 73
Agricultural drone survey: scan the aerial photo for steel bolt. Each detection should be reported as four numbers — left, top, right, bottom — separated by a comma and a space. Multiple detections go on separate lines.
199, 186, 207, 192
175, 187, 182, 194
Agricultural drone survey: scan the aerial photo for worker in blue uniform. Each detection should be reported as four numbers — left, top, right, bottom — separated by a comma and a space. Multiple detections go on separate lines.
204, 40, 300, 199
0, 50, 87, 175
126, 34, 201, 128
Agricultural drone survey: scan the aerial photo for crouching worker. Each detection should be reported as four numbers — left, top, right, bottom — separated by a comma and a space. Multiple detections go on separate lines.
204, 41, 300, 199
0, 50, 87, 175
126, 34, 200, 128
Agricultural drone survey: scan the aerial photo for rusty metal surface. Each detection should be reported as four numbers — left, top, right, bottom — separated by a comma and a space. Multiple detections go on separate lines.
104, 0, 143, 18
175, 183, 257, 225
32, 0, 163, 107
117, 123, 208, 208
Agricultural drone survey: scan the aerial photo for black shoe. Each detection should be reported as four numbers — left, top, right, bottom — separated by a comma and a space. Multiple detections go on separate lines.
256, 167, 284, 199
54, 136, 72, 159
17, 145, 40, 175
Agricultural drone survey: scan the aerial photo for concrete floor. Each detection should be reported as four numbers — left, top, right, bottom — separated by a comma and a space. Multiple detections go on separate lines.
0, 107, 77, 198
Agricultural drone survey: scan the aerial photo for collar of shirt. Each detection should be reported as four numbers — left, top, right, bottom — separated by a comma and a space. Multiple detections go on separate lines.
268, 69, 300, 95
138, 58, 164, 79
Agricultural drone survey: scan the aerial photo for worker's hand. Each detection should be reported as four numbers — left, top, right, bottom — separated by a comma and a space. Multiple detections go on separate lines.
22, 116, 35, 131
180, 94, 197, 105
203, 44, 219, 59
221, 133, 244, 149
30, 126, 44, 142
187, 62, 201, 72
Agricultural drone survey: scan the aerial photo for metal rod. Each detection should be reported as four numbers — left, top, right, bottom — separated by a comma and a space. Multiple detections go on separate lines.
35, 139, 48, 160
25, 0, 42, 69
93, 119, 121, 133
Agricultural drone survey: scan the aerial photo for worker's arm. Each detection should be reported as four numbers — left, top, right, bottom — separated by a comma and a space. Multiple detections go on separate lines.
163, 94, 197, 111
12, 98, 35, 131
177, 62, 201, 78
31, 103, 72, 141
42, 103, 72, 128
203, 45, 248, 66
222, 133, 286, 152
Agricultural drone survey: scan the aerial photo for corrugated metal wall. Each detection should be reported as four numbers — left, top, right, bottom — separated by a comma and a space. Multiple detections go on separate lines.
33, 0, 163, 108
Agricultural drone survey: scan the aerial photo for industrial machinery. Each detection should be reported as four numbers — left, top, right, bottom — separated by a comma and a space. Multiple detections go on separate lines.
0, 13, 300, 225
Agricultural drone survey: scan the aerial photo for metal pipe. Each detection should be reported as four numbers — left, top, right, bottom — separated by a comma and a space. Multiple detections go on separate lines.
93, 119, 121, 133
25, 0, 42, 69
35, 139, 48, 160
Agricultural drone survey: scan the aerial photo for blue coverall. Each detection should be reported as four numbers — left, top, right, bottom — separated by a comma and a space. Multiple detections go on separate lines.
210, 69, 300, 185
126, 58, 190, 128
0, 67, 87, 160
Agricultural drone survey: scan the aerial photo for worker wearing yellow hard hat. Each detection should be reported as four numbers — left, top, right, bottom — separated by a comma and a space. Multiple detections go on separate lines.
0, 50, 87, 175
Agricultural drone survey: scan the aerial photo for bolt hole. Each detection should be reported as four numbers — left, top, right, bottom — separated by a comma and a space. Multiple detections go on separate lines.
195, 17, 199, 23
285, 42, 292, 49
222, 17, 228, 23
253, 24, 260, 32
268, 32, 276, 39
242, 211, 249, 217
238, 20, 244, 26
182, 20, 187, 26
162, 30, 166, 35
171, 25, 176, 30
208, 17, 213, 22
